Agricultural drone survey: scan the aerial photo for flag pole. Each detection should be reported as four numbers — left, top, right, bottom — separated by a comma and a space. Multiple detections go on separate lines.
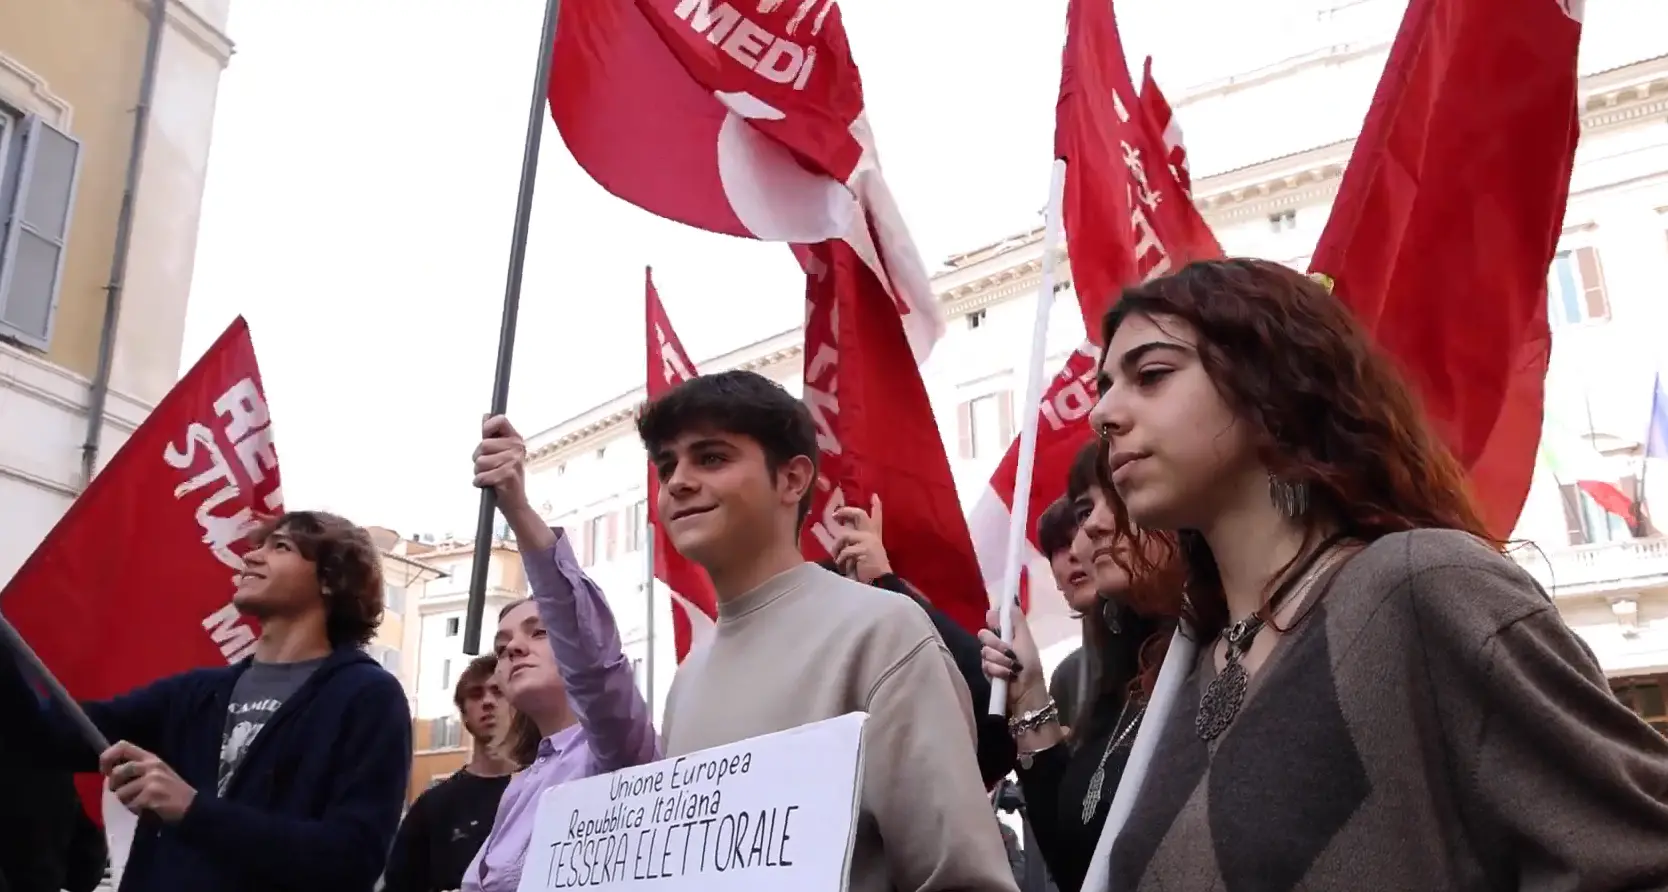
990, 158, 1068, 717
643, 511, 657, 717
463, 0, 564, 655
0, 614, 111, 754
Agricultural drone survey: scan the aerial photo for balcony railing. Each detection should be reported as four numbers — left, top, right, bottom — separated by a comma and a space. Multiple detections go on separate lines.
1508, 536, 1668, 594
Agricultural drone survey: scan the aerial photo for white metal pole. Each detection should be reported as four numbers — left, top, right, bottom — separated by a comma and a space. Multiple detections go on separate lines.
989, 158, 1069, 717
643, 511, 656, 717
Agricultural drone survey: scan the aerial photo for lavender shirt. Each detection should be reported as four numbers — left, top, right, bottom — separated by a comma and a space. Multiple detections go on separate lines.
460, 530, 660, 892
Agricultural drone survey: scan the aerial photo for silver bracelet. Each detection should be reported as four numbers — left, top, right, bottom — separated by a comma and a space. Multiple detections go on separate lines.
1007, 698, 1059, 737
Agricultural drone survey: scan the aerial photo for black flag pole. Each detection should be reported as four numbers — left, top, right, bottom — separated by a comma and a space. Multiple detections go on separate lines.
0, 613, 111, 755
463, 0, 564, 656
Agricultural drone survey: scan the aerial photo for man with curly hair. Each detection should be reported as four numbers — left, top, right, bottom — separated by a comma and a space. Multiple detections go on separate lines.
0, 510, 412, 892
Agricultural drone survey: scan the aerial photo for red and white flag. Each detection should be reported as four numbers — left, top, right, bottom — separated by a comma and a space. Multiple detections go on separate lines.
553, 1, 987, 632
1139, 57, 1192, 197
643, 269, 719, 661
1310, 0, 1582, 537
0, 317, 281, 860
967, 1, 1221, 606
549, 0, 942, 362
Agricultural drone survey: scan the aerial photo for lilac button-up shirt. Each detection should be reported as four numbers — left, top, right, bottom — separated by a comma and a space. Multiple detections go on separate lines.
460, 530, 660, 892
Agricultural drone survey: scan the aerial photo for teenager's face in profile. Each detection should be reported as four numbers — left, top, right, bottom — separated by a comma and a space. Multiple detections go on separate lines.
653, 427, 775, 565
234, 527, 320, 618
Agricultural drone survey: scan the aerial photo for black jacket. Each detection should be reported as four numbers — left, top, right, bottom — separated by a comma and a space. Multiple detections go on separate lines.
1, 646, 411, 892
0, 725, 106, 892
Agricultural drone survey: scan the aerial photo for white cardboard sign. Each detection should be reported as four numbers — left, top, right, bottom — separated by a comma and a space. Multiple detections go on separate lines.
516, 712, 867, 892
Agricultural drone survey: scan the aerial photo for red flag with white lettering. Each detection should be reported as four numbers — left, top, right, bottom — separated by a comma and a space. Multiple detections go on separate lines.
0, 316, 281, 828
1309, 0, 1580, 536
549, 0, 942, 360
1054, 0, 1221, 335
555, 0, 985, 629
643, 269, 719, 661
968, 16, 1222, 607
797, 240, 989, 635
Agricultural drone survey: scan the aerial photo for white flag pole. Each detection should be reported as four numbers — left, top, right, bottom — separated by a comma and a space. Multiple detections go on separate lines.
990, 158, 1069, 717
643, 510, 657, 718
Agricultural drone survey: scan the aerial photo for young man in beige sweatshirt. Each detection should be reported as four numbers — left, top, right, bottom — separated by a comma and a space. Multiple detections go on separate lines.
639, 370, 1018, 892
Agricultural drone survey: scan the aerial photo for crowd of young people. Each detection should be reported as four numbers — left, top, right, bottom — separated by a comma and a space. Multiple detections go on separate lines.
6, 258, 1668, 892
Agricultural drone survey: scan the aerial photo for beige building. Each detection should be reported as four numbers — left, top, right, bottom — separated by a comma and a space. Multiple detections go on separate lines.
400, 534, 528, 803
363, 526, 447, 703
0, 0, 235, 585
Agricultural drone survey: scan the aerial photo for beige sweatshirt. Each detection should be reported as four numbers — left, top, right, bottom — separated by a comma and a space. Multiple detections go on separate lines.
660, 563, 1019, 892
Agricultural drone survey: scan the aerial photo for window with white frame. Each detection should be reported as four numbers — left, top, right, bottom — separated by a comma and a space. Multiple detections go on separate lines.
0, 104, 83, 350
957, 392, 1014, 460
429, 716, 462, 750
383, 583, 406, 616
625, 500, 647, 553
1546, 247, 1609, 326
583, 514, 606, 564
444, 616, 460, 637
439, 658, 452, 690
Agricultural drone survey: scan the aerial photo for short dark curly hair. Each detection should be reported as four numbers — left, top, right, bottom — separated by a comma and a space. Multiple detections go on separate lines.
636, 370, 820, 524
255, 511, 385, 648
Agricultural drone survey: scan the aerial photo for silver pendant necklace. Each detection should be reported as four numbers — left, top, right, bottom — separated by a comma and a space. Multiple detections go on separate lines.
1081, 697, 1146, 823
1194, 540, 1347, 742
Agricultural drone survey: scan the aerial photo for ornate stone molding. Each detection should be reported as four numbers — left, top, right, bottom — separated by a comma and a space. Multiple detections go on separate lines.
0, 53, 73, 128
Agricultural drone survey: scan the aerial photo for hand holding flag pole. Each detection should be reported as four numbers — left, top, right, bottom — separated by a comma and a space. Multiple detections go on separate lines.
990, 159, 1069, 717
0, 613, 110, 754
462, 0, 564, 655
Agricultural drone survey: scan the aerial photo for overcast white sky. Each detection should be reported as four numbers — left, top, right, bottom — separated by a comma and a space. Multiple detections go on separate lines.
180, 0, 1311, 536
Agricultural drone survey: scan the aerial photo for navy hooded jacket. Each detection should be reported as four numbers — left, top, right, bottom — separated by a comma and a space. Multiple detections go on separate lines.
3, 646, 412, 892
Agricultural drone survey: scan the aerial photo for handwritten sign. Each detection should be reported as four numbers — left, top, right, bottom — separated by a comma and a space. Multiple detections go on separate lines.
516, 713, 866, 892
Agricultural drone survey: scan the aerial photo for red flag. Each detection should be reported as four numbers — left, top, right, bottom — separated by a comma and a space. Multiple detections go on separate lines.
0, 317, 282, 824
1309, 0, 1581, 537
1054, 0, 1221, 336
549, 0, 942, 360
643, 269, 719, 662
554, 1, 983, 629
797, 240, 989, 635
967, 13, 1222, 606
1138, 57, 1192, 197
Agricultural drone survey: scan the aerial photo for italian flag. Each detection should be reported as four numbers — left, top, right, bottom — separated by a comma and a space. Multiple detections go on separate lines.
1539, 414, 1634, 521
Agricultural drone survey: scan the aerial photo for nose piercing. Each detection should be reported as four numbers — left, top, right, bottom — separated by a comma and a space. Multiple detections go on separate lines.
1094, 422, 1113, 441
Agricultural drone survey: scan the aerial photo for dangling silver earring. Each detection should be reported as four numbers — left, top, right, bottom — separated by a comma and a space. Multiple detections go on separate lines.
1101, 599, 1123, 635
1268, 473, 1309, 519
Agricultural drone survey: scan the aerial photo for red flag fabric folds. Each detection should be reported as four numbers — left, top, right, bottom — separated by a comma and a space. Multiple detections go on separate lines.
1310, 0, 1582, 537
642, 269, 720, 662
1, 317, 282, 826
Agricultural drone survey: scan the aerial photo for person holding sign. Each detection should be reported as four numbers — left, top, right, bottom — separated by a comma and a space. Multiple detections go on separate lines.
637, 370, 1019, 892
464, 415, 661, 892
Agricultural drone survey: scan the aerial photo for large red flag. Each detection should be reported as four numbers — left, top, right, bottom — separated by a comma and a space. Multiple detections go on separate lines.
0, 317, 282, 829
1309, 0, 1581, 537
1054, 0, 1221, 336
967, 5, 1222, 606
553, 0, 987, 631
549, 0, 942, 361
797, 239, 989, 634
643, 269, 719, 661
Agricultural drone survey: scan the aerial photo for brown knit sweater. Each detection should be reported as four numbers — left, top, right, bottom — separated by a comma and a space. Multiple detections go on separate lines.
1107, 529, 1668, 891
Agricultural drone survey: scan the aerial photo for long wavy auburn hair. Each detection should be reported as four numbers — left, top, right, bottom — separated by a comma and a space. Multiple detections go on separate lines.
1096, 258, 1496, 642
